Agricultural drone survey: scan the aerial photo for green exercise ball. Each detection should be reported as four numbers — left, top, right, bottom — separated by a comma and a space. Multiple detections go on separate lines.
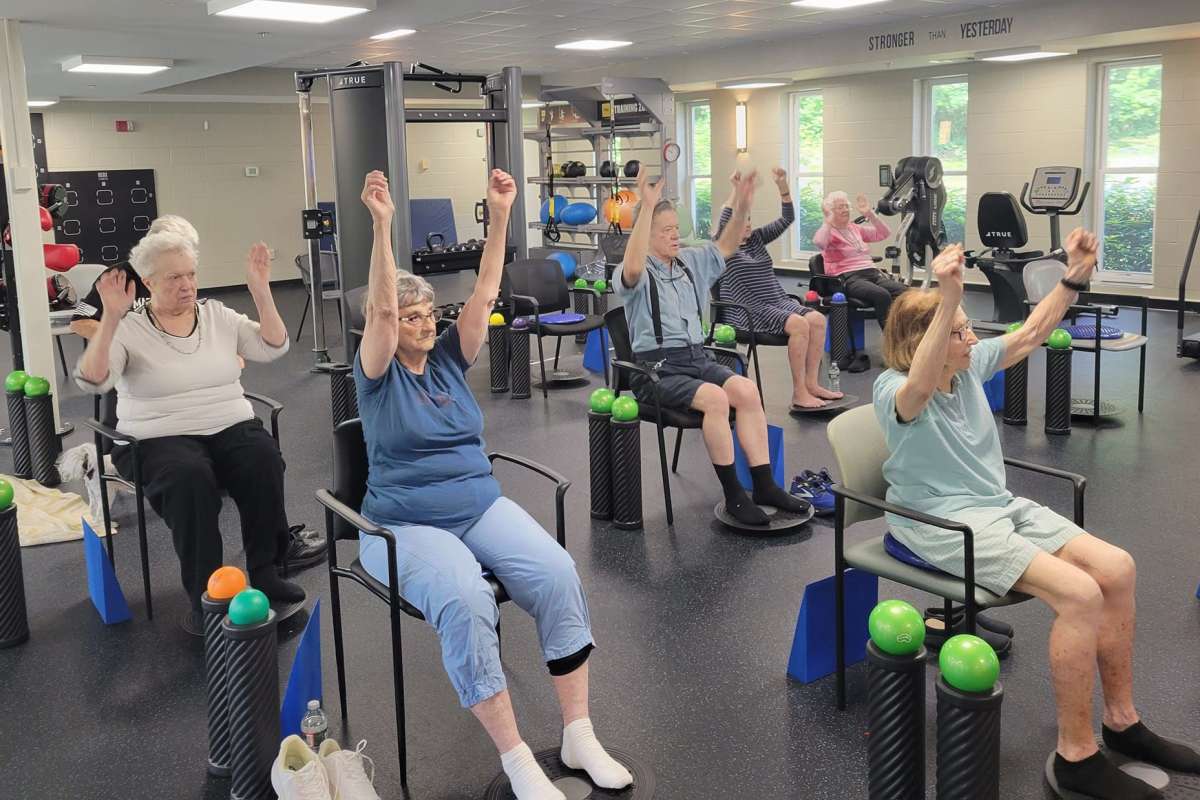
593, 279, 608, 293
713, 324, 737, 345
23, 376, 50, 398
574, 278, 589, 289
611, 396, 639, 422
0, 479, 13, 511
5, 370, 27, 393
228, 588, 271, 626
1005, 321, 1023, 333
939, 633, 1000, 693
589, 388, 616, 414
867, 599, 925, 655
1047, 329, 1073, 350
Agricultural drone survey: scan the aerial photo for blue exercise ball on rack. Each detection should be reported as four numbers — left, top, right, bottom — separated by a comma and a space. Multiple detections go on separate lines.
548, 251, 577, 279
539, 195, 568, 224
560, 202, 597, 226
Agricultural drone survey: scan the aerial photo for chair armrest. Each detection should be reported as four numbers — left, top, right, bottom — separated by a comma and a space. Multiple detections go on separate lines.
509, 292, 541, 324
567, 287, 600, 299
1003, 457, 1086, 527
83, 418, 138, 449
872, 256, 883, 263
832, 484, 974, 536
315, 488, 394, 544
488, 452, 571, 548
244, 391, 283, 442
612, 359, 659, 385
708, 299, 751, 322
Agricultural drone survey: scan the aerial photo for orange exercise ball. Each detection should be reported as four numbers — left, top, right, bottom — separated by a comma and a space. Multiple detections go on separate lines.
207, 565, 248, 600
602, 193, 638, 229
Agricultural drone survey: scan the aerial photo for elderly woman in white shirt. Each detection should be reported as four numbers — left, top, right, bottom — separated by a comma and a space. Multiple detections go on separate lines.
75, 231, 302, 628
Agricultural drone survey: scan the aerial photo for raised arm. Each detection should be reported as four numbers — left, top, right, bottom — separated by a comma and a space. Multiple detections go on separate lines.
457, 169, 517, 363
244, 242, 287, 348
999, 228, 1099, 369
358, 171, 400, 380
715, 169, 758, 260
894, 244, 965, 422
756, 167, 795, 245
76, 269, 134, 386
618, 170, 666, 289
856, 193, 891, 242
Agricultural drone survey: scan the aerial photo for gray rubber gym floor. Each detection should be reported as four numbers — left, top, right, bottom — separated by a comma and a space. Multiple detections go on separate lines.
2, 277, 1198, 799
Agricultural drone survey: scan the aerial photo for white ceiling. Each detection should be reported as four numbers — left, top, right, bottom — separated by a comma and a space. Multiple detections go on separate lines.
7, 0, 1039, 99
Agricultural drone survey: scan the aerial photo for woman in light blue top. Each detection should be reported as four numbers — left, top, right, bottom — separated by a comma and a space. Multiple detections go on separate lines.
354, 170, 630, 799
873, 235, 1197, 800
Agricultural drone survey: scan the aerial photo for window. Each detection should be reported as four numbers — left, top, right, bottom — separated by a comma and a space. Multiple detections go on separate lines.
1094, 58, 1161, 279
684, 101, 712, 239
788, 91, 824, 255
919, 77, 968, 245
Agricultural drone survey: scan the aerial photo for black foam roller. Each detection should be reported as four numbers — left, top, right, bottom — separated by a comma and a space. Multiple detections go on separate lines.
24, 393, 60, 487
0, 505, 29, 649
829, 301, 851, 367
489, 325, 510, 394
573, 293, 590, 343
711, 347, 741, 374
1002, 357, 1028, 426
510, 327, 531, 399
223, 611, 280, 800
202, 593, 233, 778
1045, 348, 1072, 435
935, 677, 1003, 800
866, 641, 927, 800
610, 418, 642, 530
594, 292, 608, 318
330, 364, 355, 427
589, 412, 613, 520
6, 390, 31, 479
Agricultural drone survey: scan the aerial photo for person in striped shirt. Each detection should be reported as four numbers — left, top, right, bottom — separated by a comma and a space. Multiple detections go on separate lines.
715, 167, 843, 409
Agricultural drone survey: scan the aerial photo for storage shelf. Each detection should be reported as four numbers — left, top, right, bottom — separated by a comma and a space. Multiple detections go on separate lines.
523, 123, 659, 141
529, 222, 628, 236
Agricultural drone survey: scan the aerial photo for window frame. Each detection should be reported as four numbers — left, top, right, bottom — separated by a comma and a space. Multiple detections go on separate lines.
786, 88, 825, 261
1091, 56, 1162, 285
917, 75, 968, 246
682, 99, 712, 240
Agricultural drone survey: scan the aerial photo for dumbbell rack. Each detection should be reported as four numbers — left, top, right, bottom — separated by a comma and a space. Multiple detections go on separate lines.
524, 78, 676, 257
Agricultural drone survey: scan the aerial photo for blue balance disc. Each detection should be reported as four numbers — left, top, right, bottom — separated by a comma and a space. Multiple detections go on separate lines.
1058, 323, 1123, 340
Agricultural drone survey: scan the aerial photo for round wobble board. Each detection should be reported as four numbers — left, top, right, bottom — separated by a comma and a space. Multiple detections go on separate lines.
789, 394, 860, 416
1070, 398, 1124, 418
535, 369, 590, 389
714, 501, 815, 536
483, 746, 655, 800
271, 590, 308, 629
1043, 749, 1187, 799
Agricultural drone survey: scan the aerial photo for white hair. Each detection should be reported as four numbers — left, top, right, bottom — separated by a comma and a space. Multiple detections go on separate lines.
358, 271, 436, 317
148, 214, 199, 245
823, 190, 850, 214
129, 230, 199, 280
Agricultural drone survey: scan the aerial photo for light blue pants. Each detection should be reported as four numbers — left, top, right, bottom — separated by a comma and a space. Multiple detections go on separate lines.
359, 496, 593, 708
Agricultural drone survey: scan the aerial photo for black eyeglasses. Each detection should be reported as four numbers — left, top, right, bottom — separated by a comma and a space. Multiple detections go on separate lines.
400, 309, 443, 326
951, 322, 973, 341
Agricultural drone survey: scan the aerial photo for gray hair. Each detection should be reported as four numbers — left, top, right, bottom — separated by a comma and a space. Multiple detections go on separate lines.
823, 190, 850, 213
360, 271, 435, 317
148, 214, 199, 245
129, 230, 199, 280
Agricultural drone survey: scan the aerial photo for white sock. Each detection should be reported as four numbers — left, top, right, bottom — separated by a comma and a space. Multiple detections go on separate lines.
500, 742, 565, 800
560, 718, 633, 790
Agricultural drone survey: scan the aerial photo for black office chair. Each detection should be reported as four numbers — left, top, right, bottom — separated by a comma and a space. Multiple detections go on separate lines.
315, 417, 570, 789
294, 253, 343, 341
604, 306, 744, 527
85, 390, 283, 620
707, 277, 805, 401
501, 259, 608, 397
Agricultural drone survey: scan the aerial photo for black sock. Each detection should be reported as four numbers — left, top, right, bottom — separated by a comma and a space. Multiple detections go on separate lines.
250, 567, 305, 605
749, 465, 811, 514
1053, 751, 1161, 799
713, 463, 769, 525
1104, 721, 1200, 774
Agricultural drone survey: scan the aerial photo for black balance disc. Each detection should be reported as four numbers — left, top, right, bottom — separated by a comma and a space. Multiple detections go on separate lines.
484, 747, 655, 800
789, 394, 860, 416
714, 502, 814, 536
271, 590, 308, 628
1043, 746, 1200, 799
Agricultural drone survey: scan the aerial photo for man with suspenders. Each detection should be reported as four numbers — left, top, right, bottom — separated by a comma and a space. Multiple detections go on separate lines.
615, 169, 810, 526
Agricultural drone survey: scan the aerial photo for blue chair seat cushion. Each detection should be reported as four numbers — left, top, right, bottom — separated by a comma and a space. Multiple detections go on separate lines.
883, 531, 941, 573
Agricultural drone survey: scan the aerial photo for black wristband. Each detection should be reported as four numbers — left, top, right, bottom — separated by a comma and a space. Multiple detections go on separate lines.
1060, 276, 1088, 292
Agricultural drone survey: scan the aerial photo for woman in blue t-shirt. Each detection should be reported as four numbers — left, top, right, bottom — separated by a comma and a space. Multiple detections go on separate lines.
874, 236, 1197, 800
351, 170, 630, 800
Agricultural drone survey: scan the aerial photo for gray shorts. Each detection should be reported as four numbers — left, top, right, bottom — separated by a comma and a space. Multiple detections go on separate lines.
631, 345, 737, 410
889, 496, 1086, 595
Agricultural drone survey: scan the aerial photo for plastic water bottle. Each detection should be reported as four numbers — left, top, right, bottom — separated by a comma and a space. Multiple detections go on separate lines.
300, 699, 328, 751
828, 360, 841, 394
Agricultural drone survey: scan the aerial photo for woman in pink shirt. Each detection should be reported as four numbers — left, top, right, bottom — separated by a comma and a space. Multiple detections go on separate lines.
813, 190, 907, 329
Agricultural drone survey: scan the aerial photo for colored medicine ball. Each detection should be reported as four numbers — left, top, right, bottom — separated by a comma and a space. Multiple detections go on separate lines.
560, 202, 597, 226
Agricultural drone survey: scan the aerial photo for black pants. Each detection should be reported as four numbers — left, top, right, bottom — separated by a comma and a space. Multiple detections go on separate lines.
113, 418, 289, 610
841, 268, 908, 330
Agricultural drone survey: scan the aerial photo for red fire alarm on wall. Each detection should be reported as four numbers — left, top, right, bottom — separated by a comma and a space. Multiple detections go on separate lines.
114, 120, 135, 132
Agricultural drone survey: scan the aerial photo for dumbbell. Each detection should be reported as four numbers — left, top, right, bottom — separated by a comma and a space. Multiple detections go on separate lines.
600, 160, 617, 178
623, 160, 641, 177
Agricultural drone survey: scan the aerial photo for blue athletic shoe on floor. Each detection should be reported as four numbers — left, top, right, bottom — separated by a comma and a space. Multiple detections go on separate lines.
790, 472, 835, 516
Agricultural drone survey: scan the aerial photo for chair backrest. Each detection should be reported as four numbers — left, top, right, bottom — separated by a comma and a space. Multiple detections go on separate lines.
826, 404, 891, 527
1023, 258, 1067, 304
501, 259, 569, 315
331, 418, 369, 542
977, 192, 1030, 250
343, 285, 367, 332
603, 306, 637, 392
295, 254, 312, 289
808, 253, 826, 276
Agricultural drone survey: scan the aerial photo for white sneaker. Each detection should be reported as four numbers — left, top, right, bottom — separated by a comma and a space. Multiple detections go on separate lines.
272, 735, 333, 800
318, 738, 380, 800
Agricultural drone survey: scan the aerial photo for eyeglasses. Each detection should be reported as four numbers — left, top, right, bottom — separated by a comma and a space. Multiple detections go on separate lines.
951, 322, 974, 341
399, 308, 443, 326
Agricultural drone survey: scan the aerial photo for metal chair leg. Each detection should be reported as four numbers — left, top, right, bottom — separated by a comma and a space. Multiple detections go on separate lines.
390, 603, 408, 788
296, 295, 311, 341
536, 335, 549, 399
56, 337, 69, 377
655, 422, 673, 526
553, 337, 563, 370
671, 428, 684, 473
132, 460, 153, 621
